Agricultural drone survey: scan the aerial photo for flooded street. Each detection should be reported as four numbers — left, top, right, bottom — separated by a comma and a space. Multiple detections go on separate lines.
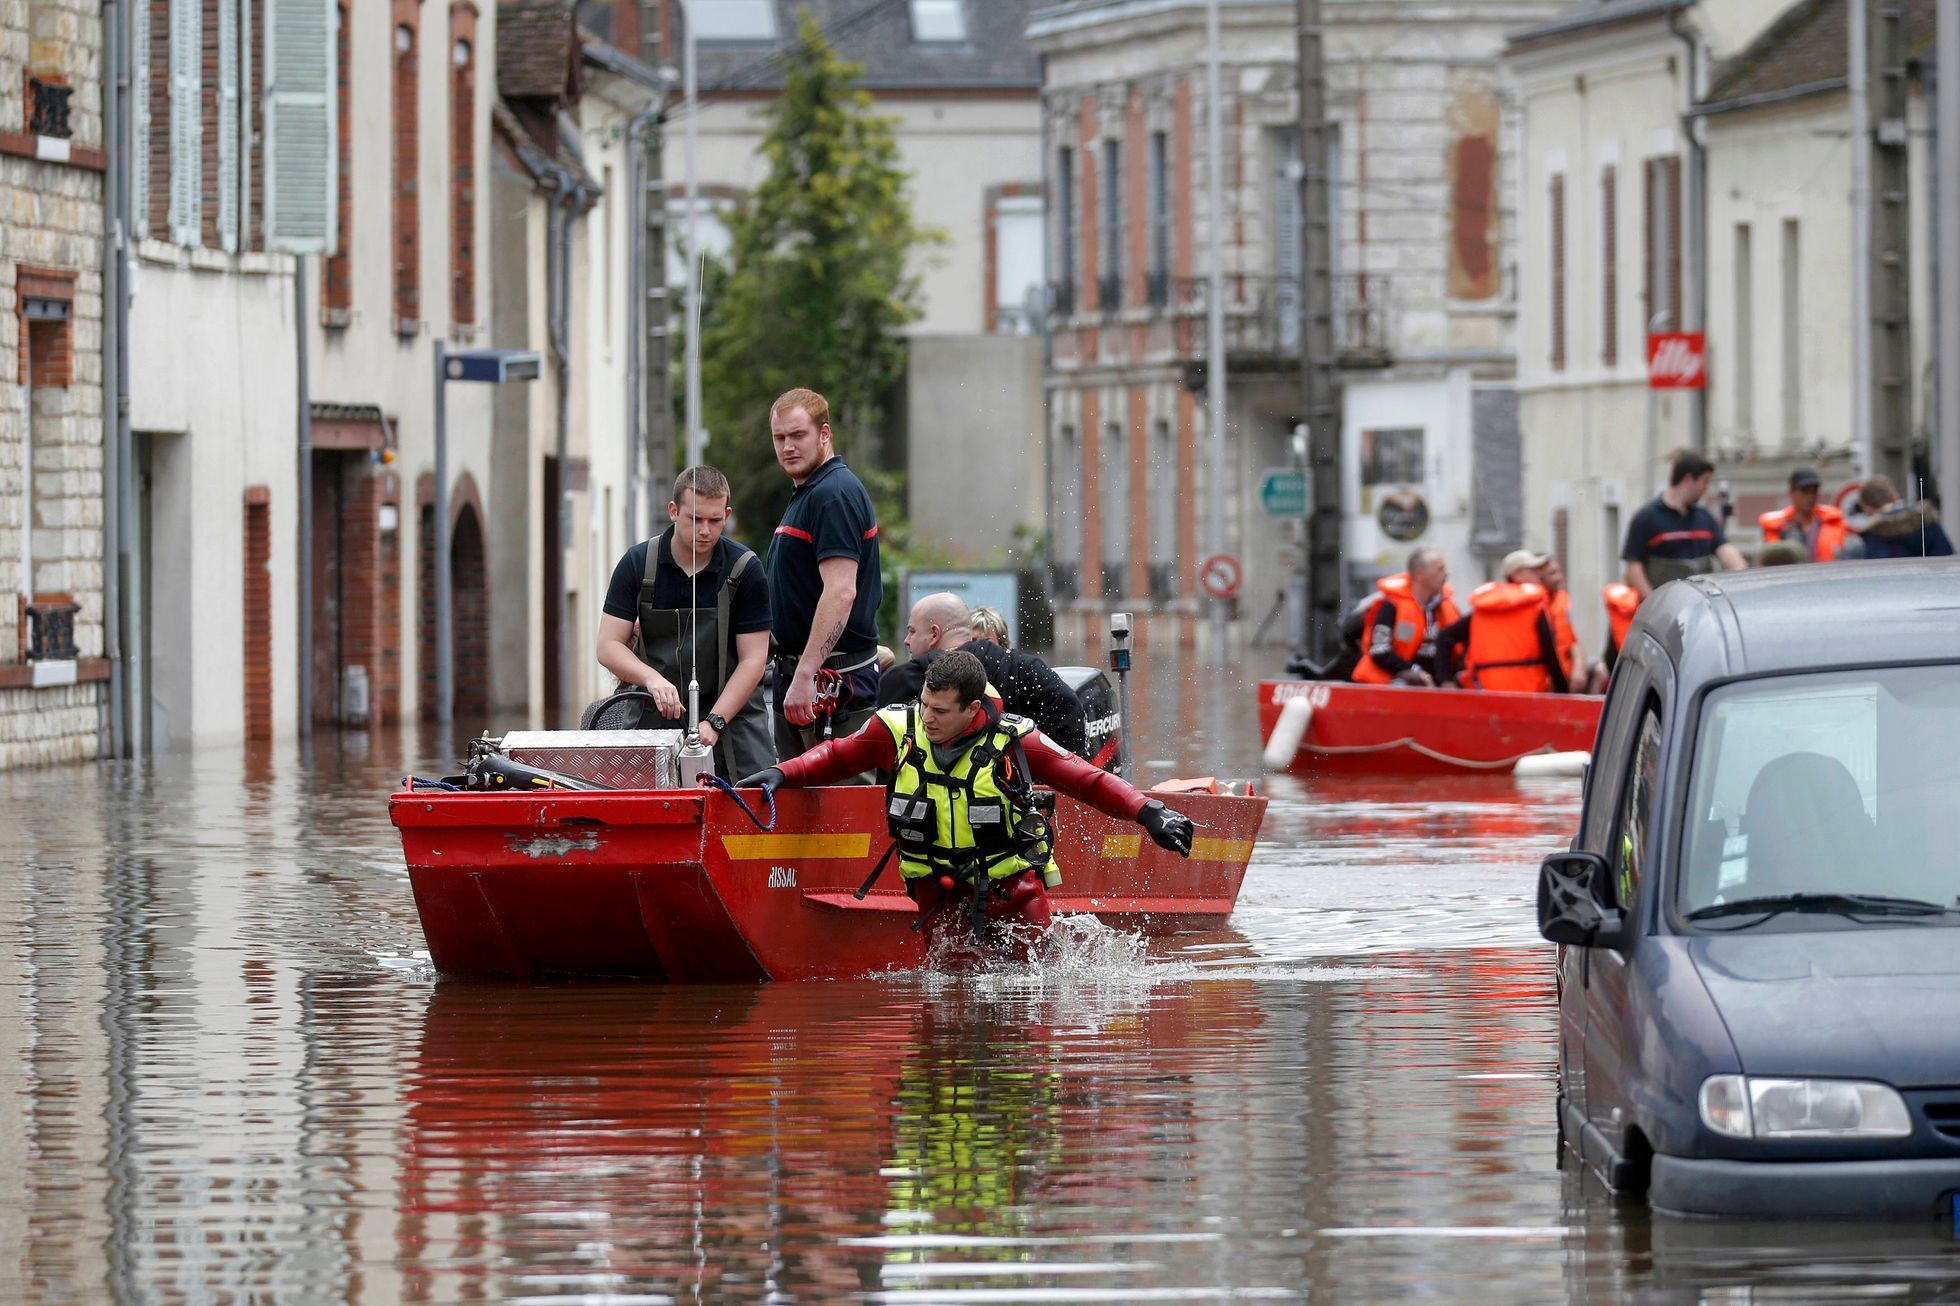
3, 655, 1957, 1302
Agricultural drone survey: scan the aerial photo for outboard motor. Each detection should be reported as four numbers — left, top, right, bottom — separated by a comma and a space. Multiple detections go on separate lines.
1054, 665, 1124, 772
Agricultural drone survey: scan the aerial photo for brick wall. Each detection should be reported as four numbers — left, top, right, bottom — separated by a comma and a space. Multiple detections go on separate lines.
379, 480, 401, 722
393, 0, 422, 334
323, 0, 352, 321
450, 1, 477, 331
243, 487, 271, 739
416, 500, 434, 718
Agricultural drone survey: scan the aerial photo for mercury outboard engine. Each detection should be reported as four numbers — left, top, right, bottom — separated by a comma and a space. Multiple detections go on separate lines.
1054, 665, 1124, 772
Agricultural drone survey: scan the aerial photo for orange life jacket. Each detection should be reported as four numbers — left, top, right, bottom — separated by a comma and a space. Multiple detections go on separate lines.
1602, 583, 1640, 653
1757, 503, 1848, 561
1464, 581, 1553, 693
1547, 588, 1583, 682
1352, 574, 1461, 684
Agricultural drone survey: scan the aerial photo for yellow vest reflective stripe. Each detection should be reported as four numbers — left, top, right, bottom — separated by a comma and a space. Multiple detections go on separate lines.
877, 701, 1055, 882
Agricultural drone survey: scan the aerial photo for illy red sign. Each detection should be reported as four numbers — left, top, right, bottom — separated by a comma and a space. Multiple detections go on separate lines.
1647, 331, 1707, 390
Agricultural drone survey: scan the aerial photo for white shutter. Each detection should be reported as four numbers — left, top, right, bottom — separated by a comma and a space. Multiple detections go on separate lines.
219, 0, 240, 252
133, 0, 151, 239
264, 0, 336, 254
169, 0, 200, 245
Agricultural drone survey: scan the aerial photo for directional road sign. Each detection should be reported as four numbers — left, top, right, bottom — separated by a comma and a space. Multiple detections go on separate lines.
1259, 468, 1307, 517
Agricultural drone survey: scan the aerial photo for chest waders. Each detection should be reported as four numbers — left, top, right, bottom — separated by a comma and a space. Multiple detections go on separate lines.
856, 706, 1060, 944
635, 546, 773, 778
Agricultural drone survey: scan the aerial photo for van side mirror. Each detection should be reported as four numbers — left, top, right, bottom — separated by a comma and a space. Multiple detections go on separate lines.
1537, 850, 1627, 949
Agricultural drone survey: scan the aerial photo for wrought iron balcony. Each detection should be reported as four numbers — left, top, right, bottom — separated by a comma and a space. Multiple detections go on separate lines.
1167, 273, 1393, 366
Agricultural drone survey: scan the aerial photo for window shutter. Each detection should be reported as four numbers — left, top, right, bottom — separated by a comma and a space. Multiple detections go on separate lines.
170, 0, 201, 245
134, 1, 151, 238
1664, 155, 1683, 329
219, 0, 240, 252
264, 0, 337, 253
1601, 165, 1617, 365
1550, 174, 1566, 372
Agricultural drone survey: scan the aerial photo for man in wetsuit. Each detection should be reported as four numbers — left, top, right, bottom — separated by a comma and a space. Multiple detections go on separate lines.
738, 651, 1192, 949
879, 592, 1090, 758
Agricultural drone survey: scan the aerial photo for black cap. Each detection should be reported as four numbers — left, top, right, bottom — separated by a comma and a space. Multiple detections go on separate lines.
1788, 467, 1822, 490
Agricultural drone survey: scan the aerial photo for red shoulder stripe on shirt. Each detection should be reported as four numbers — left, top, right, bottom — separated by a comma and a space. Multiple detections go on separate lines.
774, 525, 815, 542
863, 525, 879, 540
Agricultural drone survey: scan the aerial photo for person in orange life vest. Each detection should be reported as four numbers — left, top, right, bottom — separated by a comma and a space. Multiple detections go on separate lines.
1351, 547, 1458, 686
1757, 466, 1848, 561
1538, 555, 1594, 691
1600, 581, 1641, 675
736, 651, 1193, 949
1433, 550, 1570, 694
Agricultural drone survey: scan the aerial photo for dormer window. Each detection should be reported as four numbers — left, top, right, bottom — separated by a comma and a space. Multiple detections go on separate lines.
909, 0, 965, 43
687, 0, 778, 44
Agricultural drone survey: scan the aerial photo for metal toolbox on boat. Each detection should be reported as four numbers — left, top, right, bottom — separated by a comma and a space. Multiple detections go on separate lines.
499, 730, 683, 790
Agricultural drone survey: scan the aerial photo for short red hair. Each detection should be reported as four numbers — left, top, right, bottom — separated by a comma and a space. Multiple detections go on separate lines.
770, 388, 830, 430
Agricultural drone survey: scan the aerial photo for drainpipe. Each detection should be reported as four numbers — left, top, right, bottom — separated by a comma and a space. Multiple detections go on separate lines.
625, 101, 659, 545
1037, 55, 1054, 604
1848, 0, 1874, 473
1669, 8, 1708, 452
547, 175, 579, 725
101, 0, 127, 759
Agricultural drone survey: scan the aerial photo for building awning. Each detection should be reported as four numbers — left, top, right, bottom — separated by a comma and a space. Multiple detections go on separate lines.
311, 402, 388, 452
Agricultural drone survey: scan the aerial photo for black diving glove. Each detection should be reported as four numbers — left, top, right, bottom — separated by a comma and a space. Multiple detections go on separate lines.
1138, 799, 1194, 857
737, 767, 785, 795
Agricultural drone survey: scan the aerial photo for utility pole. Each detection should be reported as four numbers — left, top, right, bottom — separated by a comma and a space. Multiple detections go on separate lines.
1938, 0, 1960, 506
642, 0, 673, 527
1868, 0, 1914, 490
1296, 0, 1341, 659
1204, 0, 1229, 652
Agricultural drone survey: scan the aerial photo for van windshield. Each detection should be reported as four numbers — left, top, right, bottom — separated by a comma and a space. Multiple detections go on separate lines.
1677, 665, 1960, 928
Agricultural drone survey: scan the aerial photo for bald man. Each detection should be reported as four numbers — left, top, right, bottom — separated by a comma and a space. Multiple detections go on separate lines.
878, 592, 1091, 760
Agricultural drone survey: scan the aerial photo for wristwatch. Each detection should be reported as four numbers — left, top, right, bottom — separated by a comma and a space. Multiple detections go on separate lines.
704, 712, 728, 734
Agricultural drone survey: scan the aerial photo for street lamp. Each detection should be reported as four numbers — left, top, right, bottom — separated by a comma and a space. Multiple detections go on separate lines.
433, 342, 542, 723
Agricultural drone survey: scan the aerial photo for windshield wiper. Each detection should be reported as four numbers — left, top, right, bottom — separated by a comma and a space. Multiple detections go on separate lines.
1687, 892, 1957, 925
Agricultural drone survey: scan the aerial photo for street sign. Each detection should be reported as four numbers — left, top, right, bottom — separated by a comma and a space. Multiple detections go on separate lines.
445, 348, 543, 384
1259, 468, 1307, 517
1647, 332, 1706, 390
1199, 553, 1243, 599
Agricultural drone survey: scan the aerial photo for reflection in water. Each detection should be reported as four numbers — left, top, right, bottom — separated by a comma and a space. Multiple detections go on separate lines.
0, 652, 1953, 1299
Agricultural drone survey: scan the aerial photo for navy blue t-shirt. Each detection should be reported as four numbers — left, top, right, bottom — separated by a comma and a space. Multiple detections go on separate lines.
602, 528, 772, 633
767, 456, 884, 674
1621, 496, 1726, 562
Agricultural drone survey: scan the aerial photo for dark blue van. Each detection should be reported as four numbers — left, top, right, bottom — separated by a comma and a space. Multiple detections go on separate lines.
1540, 560, 1960, 1219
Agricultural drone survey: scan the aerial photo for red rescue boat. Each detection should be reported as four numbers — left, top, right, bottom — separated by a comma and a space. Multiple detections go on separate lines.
392, 783, 1266, 981
1257, 679, 1603, 776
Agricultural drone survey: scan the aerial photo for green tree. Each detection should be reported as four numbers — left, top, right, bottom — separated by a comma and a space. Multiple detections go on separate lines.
691, 8, 938, 547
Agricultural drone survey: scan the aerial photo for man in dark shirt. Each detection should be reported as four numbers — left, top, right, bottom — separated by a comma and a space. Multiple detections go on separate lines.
765, 388, 885, 772
597, 466, 774, 778
1622, 452, 1747, 596
879, 592, 1090, 758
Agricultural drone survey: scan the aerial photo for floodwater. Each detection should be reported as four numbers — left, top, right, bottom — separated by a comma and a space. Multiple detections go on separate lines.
3, 652, 1957, 1302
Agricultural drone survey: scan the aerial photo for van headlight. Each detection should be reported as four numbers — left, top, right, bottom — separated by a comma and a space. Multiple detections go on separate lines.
1699, 1075, 1912, 1140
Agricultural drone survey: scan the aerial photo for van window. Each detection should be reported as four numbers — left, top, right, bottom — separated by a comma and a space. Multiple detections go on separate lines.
1611, 703, 1663, 908
1678, 665, 1960, 924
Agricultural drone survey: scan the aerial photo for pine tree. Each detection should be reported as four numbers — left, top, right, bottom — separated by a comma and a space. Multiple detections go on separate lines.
691, 8, 938, 543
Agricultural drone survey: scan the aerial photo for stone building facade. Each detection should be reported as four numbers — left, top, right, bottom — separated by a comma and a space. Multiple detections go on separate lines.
1030, 0, 1562, 646
2, 0, 109, 766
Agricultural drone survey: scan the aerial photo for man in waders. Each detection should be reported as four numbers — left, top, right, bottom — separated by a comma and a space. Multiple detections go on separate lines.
596, 466, 776, 779
737, 651, 1193, 953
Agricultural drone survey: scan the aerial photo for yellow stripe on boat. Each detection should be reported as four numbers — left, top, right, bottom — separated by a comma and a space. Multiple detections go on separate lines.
721, 834, 874, 861
1191, 837, 1255, 863
1100, 834, 1142, 858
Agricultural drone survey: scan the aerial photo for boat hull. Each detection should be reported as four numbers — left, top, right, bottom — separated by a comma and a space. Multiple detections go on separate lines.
391, 786, 1266, 981
1257, 679, 1603, 775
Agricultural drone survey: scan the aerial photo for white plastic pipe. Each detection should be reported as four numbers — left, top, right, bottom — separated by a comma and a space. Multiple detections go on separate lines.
1514, 750, 1590, 778
1262, 696, 1313, 770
